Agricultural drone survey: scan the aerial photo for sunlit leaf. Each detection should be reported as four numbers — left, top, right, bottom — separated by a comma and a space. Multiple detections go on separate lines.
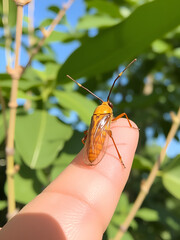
58, 0, 180, 82
0, 201, 7, 210
136, 208, 159, 221
152, 39, 171, 53
162, 155, 180, 199
107, 193, 136, 238
45, 31, 84, 43
132, 154, 153, 170
87, 0, 122, 18
14, 164, 42, 204
15, 110, 73, 169
77, 14, 120, 30
39, 18, 53, 28
54, 90, 98, 125
50, 152, 75, 181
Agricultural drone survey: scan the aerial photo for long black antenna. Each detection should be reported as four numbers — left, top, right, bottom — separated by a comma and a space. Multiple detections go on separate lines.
67, 75, 104, 103
107, 59, 137, 102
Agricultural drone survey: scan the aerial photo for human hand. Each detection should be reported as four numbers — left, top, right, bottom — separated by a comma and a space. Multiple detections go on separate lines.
0, 118, 139, 240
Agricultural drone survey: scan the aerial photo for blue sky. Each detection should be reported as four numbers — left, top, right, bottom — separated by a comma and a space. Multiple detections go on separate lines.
0, 0, 179, 158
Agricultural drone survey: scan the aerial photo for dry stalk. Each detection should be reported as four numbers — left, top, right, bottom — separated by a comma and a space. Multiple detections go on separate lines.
2, 0, 12, 67
6, 3, 24, 221
114, 107, 180, 240
5, 0, 74, 220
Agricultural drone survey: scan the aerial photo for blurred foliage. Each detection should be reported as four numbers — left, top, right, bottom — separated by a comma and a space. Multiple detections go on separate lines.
0, 0, 180, 239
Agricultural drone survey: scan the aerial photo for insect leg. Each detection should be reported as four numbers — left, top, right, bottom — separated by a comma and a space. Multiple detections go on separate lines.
106, 130, 126, 168
82, 130, 88, 145
112, 113, 132, 128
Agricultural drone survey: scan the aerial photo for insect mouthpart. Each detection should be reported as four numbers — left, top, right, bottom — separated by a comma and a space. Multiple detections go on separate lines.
108, 101, 113, 109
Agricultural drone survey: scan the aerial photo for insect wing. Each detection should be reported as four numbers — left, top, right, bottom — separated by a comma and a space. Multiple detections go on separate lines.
83, 114, 111, 165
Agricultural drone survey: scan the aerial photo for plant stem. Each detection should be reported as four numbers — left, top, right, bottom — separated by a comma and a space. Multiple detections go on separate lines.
114, 108, 180, 240
2, 0, 12, 67
6, 4, 23, 220
5, 0, 74, 220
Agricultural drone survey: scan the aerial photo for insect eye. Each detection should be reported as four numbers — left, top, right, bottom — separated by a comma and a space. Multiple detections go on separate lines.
108, 102, 113, 109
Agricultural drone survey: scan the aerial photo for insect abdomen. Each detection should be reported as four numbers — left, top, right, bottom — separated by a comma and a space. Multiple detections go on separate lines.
87, 114, 111, 163
88, 131, 106, 162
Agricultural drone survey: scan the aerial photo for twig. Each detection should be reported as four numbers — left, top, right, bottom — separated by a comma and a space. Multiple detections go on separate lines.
114, 107, 180, 240
21, 0, 74, 75
6, 3, 24, 220
5, 0, 74, 220
2, 0, 12, 67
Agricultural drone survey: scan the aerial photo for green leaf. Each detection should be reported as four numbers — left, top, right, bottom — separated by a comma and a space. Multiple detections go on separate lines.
54, 90, 98, 125
132, 154, 153, 170
77, 15, 120, 30
121, 232, 134, 240
15, 110, 73, 169
45, 31, 84, 43
14, 164, 42, 204
0, 73, 11, 80
0, 0, 17, 27
136, 208, 159, 221
50, 153, 75, 181
0, 200, 7, 210
152, 39, 171, 53
62, 130, 83, 155
33, 52, 55, 63
36, 169, 49, 186
162, 155, 180, 199
4, 163, 42, 204
0, 112, 7, 143
17, 90, 28, 99
48, 5, 60, 14
39, 18, 53, 28
107, 193, 137, 238
45, 62, 60, 80
54, 152, 75, 166
58, 0, 180, 82
173, 47, 180, 58
8, 0, 17, 27
115, 193, 130, 214
87, 0, 122, 18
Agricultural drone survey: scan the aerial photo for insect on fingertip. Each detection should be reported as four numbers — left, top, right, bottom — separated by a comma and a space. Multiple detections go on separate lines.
67, 60, 137, 166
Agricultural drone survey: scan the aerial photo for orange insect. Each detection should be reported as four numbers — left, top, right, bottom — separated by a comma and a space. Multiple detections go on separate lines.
67, 59, 137, 167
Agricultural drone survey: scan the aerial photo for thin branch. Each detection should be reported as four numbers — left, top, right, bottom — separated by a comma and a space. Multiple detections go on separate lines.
2, 0, 12, 67
6, 4, 24, 220
114, 107, 180, 240
22, 0, 74, 75
5, 0, 74, 220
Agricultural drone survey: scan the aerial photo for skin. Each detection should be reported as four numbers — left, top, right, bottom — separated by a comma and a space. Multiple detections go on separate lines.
0, 118, 139, 240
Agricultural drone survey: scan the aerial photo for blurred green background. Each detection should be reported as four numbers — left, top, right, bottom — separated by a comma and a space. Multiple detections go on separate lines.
0, 0, 180, 239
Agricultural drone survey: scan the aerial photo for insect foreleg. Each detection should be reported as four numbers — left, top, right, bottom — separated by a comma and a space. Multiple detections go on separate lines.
106, 130, 126, 168
82, 130, 88, 145
112, 113, 132, 128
